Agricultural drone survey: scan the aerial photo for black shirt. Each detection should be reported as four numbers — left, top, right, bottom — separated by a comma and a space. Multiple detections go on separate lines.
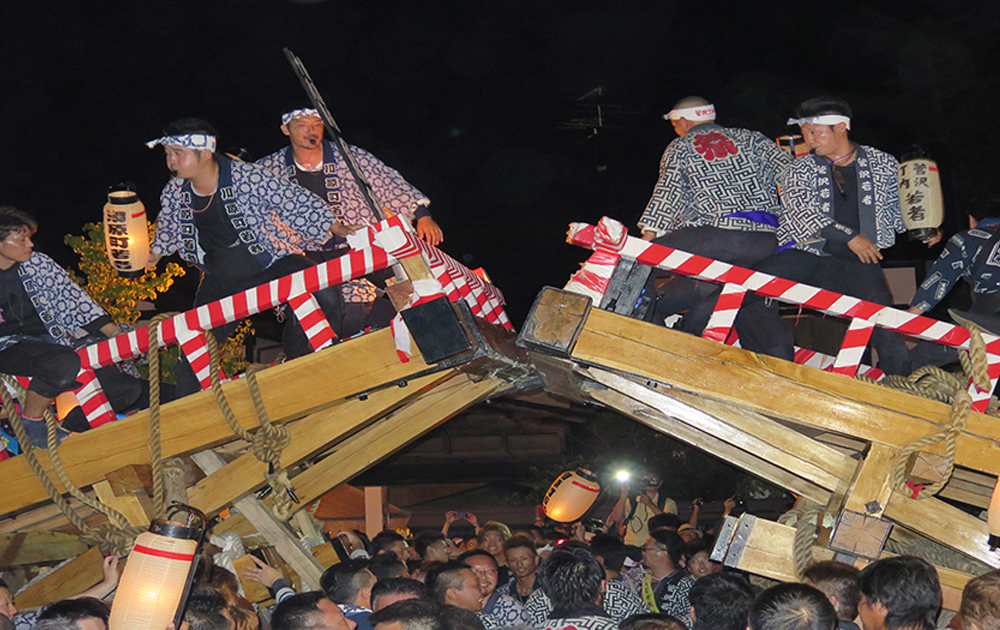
0, 263, 46, 337
822, 163, 860, 260
192, 191, 262, 277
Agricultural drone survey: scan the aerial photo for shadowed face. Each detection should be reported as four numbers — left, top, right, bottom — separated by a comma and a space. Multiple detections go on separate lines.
283, 115, 324, 150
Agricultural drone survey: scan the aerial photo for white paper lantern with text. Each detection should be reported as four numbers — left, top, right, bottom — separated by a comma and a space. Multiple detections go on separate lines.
103, 183, 149, 278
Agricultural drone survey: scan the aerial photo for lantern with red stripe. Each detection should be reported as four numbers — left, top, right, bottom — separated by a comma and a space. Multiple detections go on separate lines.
543, 468, 601, 523
109, 506, 206, 630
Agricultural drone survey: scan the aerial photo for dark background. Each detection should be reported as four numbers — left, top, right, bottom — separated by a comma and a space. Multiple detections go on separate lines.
2, 1, 998, 325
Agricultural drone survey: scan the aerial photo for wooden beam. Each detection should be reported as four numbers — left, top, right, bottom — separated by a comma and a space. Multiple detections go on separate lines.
364, 487, 387, 539
0, 326, 436, 517
582, 367, 853, 495
14, 547, 105, 610
883, 489, 999, 568
187, 371, 451, 515
842, 444, 898, 518
93, 481, 154, 528
580, 380, 833, 505
283, 373, 507, 511
0, 532, 88, 568
191, 451, 324, 591
568, 308, 1000, 475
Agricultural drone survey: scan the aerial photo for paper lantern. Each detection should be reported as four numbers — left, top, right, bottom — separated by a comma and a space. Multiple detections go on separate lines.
54, 391, 79, 421
776, 135, 809, 158
989, 476, 1000, 551
109, 509, 205, 630
543, 468, 600, 523
898, 158, 944, 242
103, 183, 149, 278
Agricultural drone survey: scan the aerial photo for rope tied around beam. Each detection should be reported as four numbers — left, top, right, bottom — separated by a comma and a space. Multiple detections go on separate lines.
202, 331, 296, 521
778, 503, 826, 581
855, 323, 993, 500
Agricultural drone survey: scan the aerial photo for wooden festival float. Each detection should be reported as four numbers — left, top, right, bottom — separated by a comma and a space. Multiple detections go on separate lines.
0, 213, 998, 614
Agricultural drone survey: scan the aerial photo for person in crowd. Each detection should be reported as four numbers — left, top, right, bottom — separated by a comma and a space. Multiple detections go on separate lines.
589, 533, 650, 620
689, 572, 755, 630
641, 529, 694, 622
425, 561, 483, 614
637, 96, 791, 334
181, 587, 235, 630
200, 565, 258, 630
0, 207, 151, 447
620, 612, 688, 630
371, 578, 431, 612
857, 556, 941, 630
458, 549, 526, 629
35, 598, 110, 630
146, 118, 347, 395
368, 598, 446, 630
372, 530, 411, 563
608, 470, 678, 545
959, 569, 1000, 630
749, 583, 838, 630
477, 522, 513, 584
271, 592, 356, 630
682, 539, 722, 580
413, 531, 454, 565
257, 106, 443, 337
370, 553, 408, 581
2, 555, 120, 630
804, 561, 862, 630
320, 559, 378, 630
496, 535, 541, 605
537, 545, 617, 630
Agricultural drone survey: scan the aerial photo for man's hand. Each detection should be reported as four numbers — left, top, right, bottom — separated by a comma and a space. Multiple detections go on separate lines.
99, 323, 124, 338
637, 493, 655, 508
330, 221, 365, 238
242, 555, 284, 589
146, 252, 162, 269
906, 305, 925, 315
416, 216, 444, 246
641, 230, 658, 241
847, 235, 882, 264
921, 229, 943, 247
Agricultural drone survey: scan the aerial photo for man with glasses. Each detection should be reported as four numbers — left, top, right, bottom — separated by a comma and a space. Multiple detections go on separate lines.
459, 550, 526, 629
641, 530, 694, 624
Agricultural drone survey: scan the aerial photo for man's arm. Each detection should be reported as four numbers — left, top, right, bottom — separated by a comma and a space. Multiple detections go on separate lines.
637, 143, 688, 238
908, 232, 970, 313
777, 159, 837, 245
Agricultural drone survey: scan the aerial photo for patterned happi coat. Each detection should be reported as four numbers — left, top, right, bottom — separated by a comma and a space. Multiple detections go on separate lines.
257, 141, 430, 302
638, 123, 791, 237
777, 145, 904, 255
910, 220, 1000, 312
479, 590, 528, 629
151, 156, 338, 271
0, 253, 109, 353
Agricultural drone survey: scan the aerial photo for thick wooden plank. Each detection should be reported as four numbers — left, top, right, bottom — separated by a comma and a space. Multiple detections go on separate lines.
284, 374, 507, 510
581, 382, 833, 505
0, 327, 434, 517
883, 489, 999, 568
104, 465, 153, 496
14, 546, 105, 610
192, 451, 324, 591
843, 444, 897, 517
93, 481, 154, 528
569, 309, 1000, 475
0, 532, 87, 568
583, 367, 852, 494
364, 487, 387, 539
187, 371, 450, 515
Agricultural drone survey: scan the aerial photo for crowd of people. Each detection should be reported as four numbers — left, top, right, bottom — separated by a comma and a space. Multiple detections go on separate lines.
3, 512, 996, 630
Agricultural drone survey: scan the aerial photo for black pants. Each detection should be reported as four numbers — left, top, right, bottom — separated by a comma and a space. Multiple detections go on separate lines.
174, 255, 345, 397
647, 227, 778, 335
735, 249, 911, 375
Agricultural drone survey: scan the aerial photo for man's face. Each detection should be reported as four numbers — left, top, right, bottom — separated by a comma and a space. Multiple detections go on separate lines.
505, 546, 538, 580
317, 598, 358, 630
0, 229, 34, 268
685, 550, 720, 579
387, 541, 409, 562
857, 593, 887, 630
164, 145, 210, 180
465, 554, 499, 595
800, 123, 846, 157
480, 531, 505, 557
424, 540, 450, 563
0, 587, 14, 619
447, 569, 484, 612
642, 537, 670, 570
282, 115, 324, 150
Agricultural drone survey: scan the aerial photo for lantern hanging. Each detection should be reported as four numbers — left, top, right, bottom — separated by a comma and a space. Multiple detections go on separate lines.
103, 182, 149, 278
543, 468, 601, 523
988, 476, 1000, 551
109, 504, 207, 630
897, 151, 944, 242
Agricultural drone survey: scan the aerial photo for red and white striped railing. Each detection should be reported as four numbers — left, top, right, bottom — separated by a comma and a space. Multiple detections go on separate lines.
49, 215, 509, 429
564, 216, 1000, 413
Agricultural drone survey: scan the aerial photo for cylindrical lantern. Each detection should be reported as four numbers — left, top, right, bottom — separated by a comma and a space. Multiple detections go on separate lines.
988, 476, 1000, 551
898, 157, 944, 242
543, 468, 601, 523
776, 135, 809, 158
103, 183, 149, 278
109, 512, 203, 630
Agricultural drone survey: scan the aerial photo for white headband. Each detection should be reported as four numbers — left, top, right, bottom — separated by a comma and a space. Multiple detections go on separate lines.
665, 104, 716, 121
282, 108, 320, 125
145, 134, 217, 151
787, 114, 852, 130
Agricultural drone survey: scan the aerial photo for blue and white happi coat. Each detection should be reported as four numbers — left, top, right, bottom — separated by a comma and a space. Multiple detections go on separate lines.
777, 145, 904, 255
0, 253, 110, 354
151, 156, 338, 270
479, 590, 528, 629
638, 123, 791, 237
257, 141, 430, 303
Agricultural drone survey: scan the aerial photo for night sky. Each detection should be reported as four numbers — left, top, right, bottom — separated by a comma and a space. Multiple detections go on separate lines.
3, 1, 999, 325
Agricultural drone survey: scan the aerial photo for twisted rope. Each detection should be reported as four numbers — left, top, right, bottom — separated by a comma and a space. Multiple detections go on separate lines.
779, 503, 825, 581
146, 313, 175, 520
202, 331, 295, 520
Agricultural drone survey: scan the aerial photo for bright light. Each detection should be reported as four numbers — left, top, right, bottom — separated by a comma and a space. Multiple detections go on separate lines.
615, 470, 630, 483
